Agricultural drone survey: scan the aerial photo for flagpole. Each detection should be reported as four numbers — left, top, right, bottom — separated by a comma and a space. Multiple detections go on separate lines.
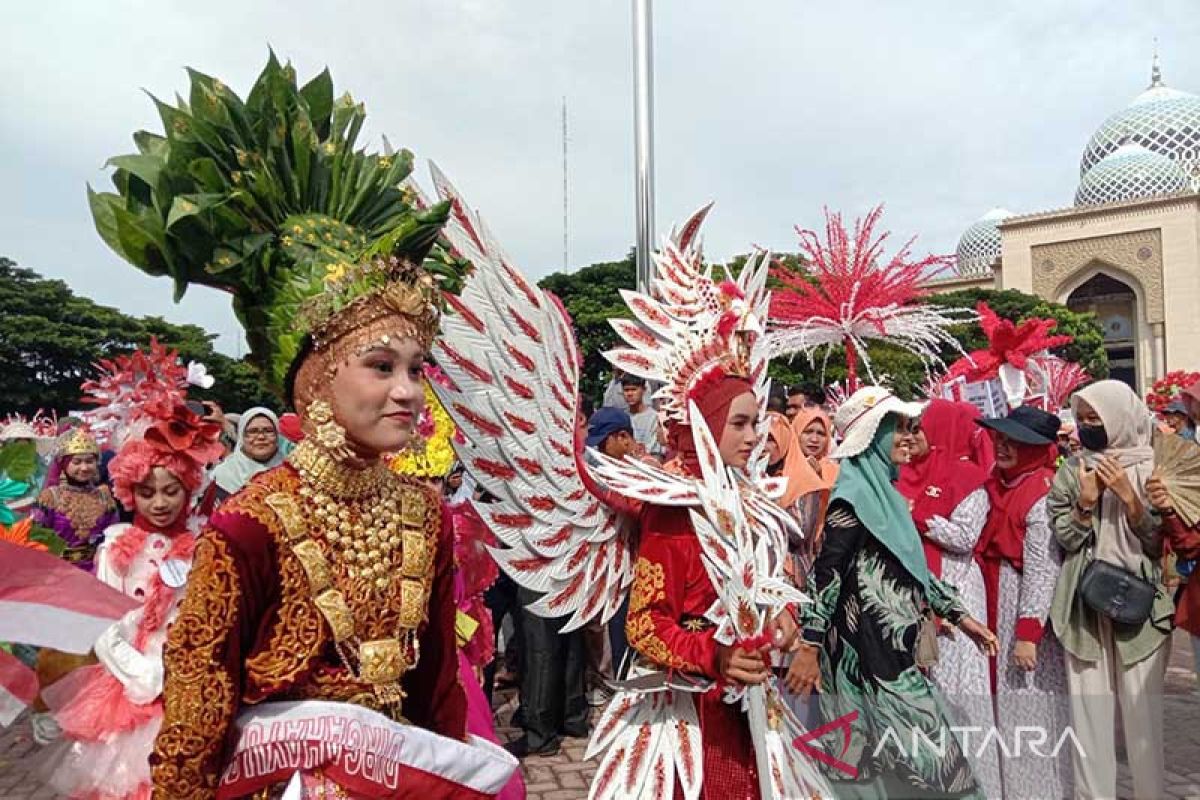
632, 0, 655, 293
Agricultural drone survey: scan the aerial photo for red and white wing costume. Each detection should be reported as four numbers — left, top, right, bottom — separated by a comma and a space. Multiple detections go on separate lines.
426, 167, 829, 799
427, 165, 645, 633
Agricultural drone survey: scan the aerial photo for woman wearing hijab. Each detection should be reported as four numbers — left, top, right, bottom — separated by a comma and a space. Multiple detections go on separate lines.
1047, 380, 1173, 800
209, 407, 284, 501
789, 405, 840, 572
790, 386, 998, 798
976, 405, 1073, 800
897, 399, 1001, 799
625, 377, 805, 798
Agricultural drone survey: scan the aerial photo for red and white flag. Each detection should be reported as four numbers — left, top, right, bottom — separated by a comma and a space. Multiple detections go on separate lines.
0, 541, 138, 654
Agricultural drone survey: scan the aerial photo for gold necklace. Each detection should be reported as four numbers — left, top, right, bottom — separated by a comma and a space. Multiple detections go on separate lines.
290, 440, 407, 591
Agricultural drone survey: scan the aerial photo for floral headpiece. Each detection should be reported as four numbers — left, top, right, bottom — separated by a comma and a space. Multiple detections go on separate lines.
80, 338, 214, 450
90, 56, 458, 396
604, 204, 770, 429
108, 402, 223, 510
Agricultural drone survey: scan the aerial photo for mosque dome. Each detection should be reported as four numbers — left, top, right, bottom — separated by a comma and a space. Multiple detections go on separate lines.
1074, 142, 1190, 206
1078, 57, 1200, 183
954, 208, 1013, 276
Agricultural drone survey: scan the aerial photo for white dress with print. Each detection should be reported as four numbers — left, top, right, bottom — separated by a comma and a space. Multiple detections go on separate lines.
993, 498, 1073, 800
924, 488, 1003, 799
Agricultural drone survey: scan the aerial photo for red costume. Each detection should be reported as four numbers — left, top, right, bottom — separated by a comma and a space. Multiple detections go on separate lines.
150, 461, 468, 799
624, 377, 761, 800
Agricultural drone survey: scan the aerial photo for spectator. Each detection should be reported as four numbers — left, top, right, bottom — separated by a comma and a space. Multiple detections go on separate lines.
1047, 380, 1171, 800
601, 369, 629, 411
583, 407, 644, 683
1162, 397, 1195, 440
621, 375, 662, 457
785, 384, 824, 421
211, 407, 284, 501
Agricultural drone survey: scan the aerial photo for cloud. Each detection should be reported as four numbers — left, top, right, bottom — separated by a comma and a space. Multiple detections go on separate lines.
3, 0, 1198, 355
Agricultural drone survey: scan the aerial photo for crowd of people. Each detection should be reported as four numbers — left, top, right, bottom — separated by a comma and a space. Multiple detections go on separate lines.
4, 63, 1200, 800
5, 349, 1199, 799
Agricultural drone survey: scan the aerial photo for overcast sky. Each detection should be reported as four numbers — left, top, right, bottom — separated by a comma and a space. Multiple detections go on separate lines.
4, 1, 1199, 355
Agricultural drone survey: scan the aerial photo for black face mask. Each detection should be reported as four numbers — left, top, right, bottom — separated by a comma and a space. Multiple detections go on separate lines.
1077, 424, 1108, 452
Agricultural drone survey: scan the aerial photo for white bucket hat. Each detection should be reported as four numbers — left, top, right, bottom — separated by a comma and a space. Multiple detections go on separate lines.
831, 386, 926, 460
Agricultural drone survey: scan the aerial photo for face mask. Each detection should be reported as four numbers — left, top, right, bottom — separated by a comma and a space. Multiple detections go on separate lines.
1077, 424, 1108, 452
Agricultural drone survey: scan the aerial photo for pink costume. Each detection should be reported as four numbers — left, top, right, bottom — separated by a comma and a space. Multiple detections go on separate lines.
41, 402, 221, 800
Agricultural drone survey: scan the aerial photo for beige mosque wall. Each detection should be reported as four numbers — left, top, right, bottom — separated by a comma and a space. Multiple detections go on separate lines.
996, 196, 1200, 390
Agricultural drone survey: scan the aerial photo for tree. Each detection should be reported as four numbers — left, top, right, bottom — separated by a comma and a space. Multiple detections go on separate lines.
538, 252, 635, 404
0, 257, 275, 416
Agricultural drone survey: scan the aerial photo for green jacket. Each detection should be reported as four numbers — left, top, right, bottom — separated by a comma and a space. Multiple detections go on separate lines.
1046, 457, 1174, 666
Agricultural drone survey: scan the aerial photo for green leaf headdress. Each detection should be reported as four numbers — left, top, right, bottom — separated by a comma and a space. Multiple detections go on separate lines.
89, 53, 462, 396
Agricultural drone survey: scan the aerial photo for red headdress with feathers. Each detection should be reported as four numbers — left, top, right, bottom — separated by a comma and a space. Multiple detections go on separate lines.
108, 402, 223, 510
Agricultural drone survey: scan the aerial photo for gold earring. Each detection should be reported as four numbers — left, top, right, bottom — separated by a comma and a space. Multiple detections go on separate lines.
307, 399, 354, 462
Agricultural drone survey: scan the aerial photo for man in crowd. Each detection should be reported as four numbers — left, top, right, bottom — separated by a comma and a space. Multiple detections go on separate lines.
621, 375, 662, 458
785, 383, 824, 421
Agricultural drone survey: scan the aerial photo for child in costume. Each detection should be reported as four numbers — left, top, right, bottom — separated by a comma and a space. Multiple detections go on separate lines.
42, 400, 222, 800
31, 429, 120, 572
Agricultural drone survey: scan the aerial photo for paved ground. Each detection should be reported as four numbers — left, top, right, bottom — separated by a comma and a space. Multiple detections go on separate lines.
2, 630, 1199, 799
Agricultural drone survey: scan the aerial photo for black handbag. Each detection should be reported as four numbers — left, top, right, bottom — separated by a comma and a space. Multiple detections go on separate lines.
1077, 555, 1156, 626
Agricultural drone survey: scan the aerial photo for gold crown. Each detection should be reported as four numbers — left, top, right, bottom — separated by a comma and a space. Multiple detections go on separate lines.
56, 428, 99, 458
300, 256, 440, 352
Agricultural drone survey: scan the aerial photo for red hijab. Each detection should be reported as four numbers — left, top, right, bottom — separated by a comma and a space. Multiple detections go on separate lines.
668, 375, 755, 477
975, 436, 1057, 633
897, 400, 991, 578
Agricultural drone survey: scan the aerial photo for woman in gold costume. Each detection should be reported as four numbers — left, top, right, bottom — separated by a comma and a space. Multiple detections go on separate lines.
86, 58, 517, 800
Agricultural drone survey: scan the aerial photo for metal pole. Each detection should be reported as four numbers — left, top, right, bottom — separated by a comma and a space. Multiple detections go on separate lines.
632, 0, 655, 293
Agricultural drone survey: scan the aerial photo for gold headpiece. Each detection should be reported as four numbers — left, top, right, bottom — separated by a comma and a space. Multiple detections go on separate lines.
300, 256, 440, 353
55, 428, 99, 459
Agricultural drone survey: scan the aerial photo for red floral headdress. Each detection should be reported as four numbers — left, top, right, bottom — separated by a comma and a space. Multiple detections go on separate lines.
108, 402, 223, 510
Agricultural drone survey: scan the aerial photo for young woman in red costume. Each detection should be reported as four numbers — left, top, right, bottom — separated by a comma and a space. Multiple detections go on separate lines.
625, 375, 785, 800
975, 405, 1072, 799
41, 403, 222, 800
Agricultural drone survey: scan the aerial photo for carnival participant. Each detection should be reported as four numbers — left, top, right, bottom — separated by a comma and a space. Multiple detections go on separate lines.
896, 399, 1001, 799
149, 253, 518, 798
623, 376, 785, 797
31, 429, 121, 572
975, 405, 1073, 800
41, 402, 221, 800
1047, 380, 1172, 800
209, 407, 284, 501
789, 386, 998, 798
430, 190, 829, 797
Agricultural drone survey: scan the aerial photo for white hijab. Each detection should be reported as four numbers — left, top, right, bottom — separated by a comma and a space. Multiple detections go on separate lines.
212, 407, 284, 495
1072, 381, 1155, 570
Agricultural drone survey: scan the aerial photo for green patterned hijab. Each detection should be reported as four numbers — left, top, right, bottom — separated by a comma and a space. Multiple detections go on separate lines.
831, 414, 931, 591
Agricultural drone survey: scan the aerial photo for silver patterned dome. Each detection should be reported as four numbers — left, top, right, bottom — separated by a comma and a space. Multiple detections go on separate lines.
955, 207, 1013, 276
1074, 142, 1190, 206
1079, 57, 1200, 182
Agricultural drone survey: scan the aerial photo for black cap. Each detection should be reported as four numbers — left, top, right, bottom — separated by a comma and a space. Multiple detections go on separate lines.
976, 405, 1061, 445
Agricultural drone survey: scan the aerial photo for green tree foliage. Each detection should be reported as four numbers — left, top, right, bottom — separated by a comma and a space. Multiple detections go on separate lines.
538, 252, 636, 403
0, 257, 275, 416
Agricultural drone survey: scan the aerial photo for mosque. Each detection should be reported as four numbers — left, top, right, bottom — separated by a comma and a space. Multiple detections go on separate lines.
931, 56, 1200, 392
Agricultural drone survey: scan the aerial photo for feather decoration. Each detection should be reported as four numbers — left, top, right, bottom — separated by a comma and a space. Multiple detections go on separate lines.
767, 205, 971, 391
